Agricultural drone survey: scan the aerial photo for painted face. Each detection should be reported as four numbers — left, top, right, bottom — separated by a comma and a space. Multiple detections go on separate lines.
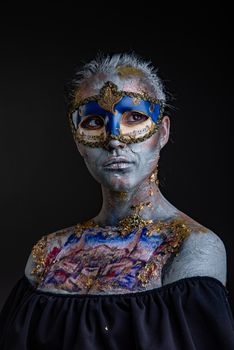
69, 81, 164, 148
76, 126, 162, 192
70, 81, 165, 192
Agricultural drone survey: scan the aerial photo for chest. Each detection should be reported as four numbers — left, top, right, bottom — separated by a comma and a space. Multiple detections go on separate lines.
37, 225, 183, 294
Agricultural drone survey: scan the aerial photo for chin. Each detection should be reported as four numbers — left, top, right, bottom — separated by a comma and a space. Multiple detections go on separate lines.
101, 173, 138, 192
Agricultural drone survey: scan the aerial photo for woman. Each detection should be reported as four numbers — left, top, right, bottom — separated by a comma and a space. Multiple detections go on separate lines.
0, 53, 233, 349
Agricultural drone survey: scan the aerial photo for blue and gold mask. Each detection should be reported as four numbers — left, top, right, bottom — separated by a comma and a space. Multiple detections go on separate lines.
68, 81, 165, 148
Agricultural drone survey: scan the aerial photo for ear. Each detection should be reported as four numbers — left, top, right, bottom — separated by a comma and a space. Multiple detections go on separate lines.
159, 115, 170, 149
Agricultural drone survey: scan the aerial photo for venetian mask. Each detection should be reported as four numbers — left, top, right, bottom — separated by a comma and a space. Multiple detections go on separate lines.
68, 81, 165, 148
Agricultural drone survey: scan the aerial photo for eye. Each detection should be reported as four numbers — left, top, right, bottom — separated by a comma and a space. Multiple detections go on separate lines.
122, 111, 149, 125
80, 116, 104, 130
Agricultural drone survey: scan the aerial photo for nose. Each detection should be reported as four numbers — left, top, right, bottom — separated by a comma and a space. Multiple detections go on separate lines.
103, 137, 126, 151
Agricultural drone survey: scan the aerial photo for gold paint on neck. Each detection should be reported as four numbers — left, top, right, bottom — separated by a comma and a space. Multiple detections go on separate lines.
115, 191, 128, 200
149, 172, 156, 182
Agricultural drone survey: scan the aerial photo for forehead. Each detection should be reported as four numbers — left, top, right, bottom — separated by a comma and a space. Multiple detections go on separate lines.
75, 77, 153, 104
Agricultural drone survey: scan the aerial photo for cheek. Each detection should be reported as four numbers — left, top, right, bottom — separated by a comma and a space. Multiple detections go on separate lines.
129, 133, 160, 159
76, 143, 86, 157
76, 143, 100, 160
84, 150, 101, 166
128, 134, 160, 173
76, 143, 101, 168
144, 132, 160, 149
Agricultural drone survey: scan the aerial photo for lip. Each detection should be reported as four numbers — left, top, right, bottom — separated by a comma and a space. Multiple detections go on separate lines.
104, 162, 134, 170
103, 157, 132, 167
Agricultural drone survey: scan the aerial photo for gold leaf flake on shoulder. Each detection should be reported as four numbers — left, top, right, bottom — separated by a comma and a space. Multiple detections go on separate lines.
137, 219, 192, 287
164, 219, 192, 253
75, 219, 100, 238
189, 222, 210, 234
31, 235, 48, 284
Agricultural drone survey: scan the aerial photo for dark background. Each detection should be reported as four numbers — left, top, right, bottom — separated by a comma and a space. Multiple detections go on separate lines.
0, 7, 233, 313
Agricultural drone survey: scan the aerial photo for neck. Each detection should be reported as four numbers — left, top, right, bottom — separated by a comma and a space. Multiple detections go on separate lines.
92, 175, 177, 227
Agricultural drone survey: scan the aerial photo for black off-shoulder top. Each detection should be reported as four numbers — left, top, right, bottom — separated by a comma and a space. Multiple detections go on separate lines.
0, 275, 234, 350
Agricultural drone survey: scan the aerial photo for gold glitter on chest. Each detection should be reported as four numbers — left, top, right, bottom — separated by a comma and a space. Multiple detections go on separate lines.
30, 218, 193, 291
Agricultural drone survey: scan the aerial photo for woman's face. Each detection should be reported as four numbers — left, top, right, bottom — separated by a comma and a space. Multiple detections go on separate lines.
75, 80, 170, 192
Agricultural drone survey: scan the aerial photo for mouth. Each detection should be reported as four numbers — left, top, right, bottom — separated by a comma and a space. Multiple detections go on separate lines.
103, 157, 134, 170
104, 162, 133, 170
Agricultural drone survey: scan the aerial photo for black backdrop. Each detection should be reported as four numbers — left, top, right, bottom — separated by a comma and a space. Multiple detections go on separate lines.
0, 7, 233, 313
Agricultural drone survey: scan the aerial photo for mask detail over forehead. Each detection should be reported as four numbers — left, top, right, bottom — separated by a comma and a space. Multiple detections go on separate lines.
68, 81, 165, 148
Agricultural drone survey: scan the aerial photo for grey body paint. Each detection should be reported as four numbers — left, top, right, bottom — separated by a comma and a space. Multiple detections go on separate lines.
162, 230, 227, 286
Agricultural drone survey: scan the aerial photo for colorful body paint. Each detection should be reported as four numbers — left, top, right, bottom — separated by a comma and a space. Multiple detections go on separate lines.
30, 219, 191, 295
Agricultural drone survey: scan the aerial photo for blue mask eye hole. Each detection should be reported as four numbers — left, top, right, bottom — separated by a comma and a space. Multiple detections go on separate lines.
80, 116, 104, 130
121, 111, 149, 126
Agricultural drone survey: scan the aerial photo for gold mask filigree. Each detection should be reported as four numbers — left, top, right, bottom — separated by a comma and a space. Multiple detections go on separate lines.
97, 81, 122, 113
69, 81, 164, 114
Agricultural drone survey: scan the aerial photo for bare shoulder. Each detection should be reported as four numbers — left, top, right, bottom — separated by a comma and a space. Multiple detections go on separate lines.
24, 224, 75, 286
162, 216, 227, 287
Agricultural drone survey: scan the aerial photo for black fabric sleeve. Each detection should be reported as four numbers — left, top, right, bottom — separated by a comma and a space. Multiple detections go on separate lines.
0, 275, 234, 350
